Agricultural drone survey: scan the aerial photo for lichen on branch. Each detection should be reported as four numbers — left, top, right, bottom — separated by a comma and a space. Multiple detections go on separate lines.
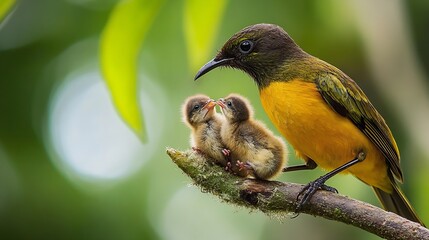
167, 147, 429, 240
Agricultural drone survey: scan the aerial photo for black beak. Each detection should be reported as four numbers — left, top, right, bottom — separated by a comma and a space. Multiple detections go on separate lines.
194, 57, 233, 80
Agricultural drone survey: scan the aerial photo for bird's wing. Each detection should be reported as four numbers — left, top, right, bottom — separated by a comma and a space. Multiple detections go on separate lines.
316, 72, 402, 182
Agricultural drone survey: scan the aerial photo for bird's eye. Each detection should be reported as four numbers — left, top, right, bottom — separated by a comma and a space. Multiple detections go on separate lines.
193, 104, 200, 110
239, 40, 254, 54
227, 101, 232, 107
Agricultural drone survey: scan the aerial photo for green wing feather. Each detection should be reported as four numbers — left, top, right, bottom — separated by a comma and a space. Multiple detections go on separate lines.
316, 68, 402, 182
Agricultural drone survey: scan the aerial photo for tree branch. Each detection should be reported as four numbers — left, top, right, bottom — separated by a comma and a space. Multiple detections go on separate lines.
166, 147, 428, 240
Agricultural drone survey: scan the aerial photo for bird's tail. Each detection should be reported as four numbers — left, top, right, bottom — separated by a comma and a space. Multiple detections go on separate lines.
373, 184, 425, 227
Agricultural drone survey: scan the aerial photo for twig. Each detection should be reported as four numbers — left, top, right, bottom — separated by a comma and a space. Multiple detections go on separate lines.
166, 147, 429, 240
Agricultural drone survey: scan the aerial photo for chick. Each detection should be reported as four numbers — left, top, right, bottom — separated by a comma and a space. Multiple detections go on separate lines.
217, 94, 287, 180
182, 94, 229, 166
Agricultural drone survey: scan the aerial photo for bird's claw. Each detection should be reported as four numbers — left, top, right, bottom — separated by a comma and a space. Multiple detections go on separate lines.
225, 161, 232, 172
236, 160, 252, 172
222, 148, 231, 157
295, 179, 338, 212
320, 184, 338, 194
222, 148, 233, 171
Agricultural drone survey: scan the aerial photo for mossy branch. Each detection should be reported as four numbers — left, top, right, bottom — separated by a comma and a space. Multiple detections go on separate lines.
167, 147, 428, 240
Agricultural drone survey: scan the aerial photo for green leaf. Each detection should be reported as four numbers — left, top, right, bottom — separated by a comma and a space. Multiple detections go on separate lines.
100, 0, 163, 142
184, 0, 227, 72
0, 0, 16, 22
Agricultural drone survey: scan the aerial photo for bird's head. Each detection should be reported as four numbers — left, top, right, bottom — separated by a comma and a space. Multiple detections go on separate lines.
217, 94, 253, 123
182, 95, 217, 127
194, 23, 305, 87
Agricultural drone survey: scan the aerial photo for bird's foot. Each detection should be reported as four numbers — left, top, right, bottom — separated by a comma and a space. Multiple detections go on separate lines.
295, 178, 338, 212
236, 160, 252, 172
225, 161, 233, 172
222, 148, 233, 171
222, 148, 231, 157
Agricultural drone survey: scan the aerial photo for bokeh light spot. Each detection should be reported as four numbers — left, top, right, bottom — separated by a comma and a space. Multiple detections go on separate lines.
46, 70, 166, 186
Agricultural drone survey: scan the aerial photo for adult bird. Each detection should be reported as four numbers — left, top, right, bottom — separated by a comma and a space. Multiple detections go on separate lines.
194, 23, 424, 226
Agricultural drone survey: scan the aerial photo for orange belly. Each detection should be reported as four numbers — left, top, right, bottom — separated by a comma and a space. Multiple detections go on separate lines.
260, 80, 391, 192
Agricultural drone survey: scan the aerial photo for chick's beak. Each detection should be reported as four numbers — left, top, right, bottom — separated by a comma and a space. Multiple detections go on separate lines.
203, 100, 217, 111
202, 100, 216, 118
194, 57, 234, 80
216, 99, 226, 108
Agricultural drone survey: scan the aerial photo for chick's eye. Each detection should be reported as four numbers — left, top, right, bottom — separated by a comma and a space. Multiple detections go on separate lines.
227, 101, 232, 107
239, 40, 254, 54
193, 104, 200, 110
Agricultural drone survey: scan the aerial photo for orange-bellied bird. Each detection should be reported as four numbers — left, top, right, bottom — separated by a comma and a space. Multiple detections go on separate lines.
194, 23, 425, 226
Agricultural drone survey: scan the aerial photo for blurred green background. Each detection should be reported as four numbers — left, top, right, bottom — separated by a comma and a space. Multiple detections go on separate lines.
1, 0, 428, 239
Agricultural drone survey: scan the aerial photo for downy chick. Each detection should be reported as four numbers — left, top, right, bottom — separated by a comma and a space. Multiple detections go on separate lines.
217, 94, 287, 179
182, 94, 229, 166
